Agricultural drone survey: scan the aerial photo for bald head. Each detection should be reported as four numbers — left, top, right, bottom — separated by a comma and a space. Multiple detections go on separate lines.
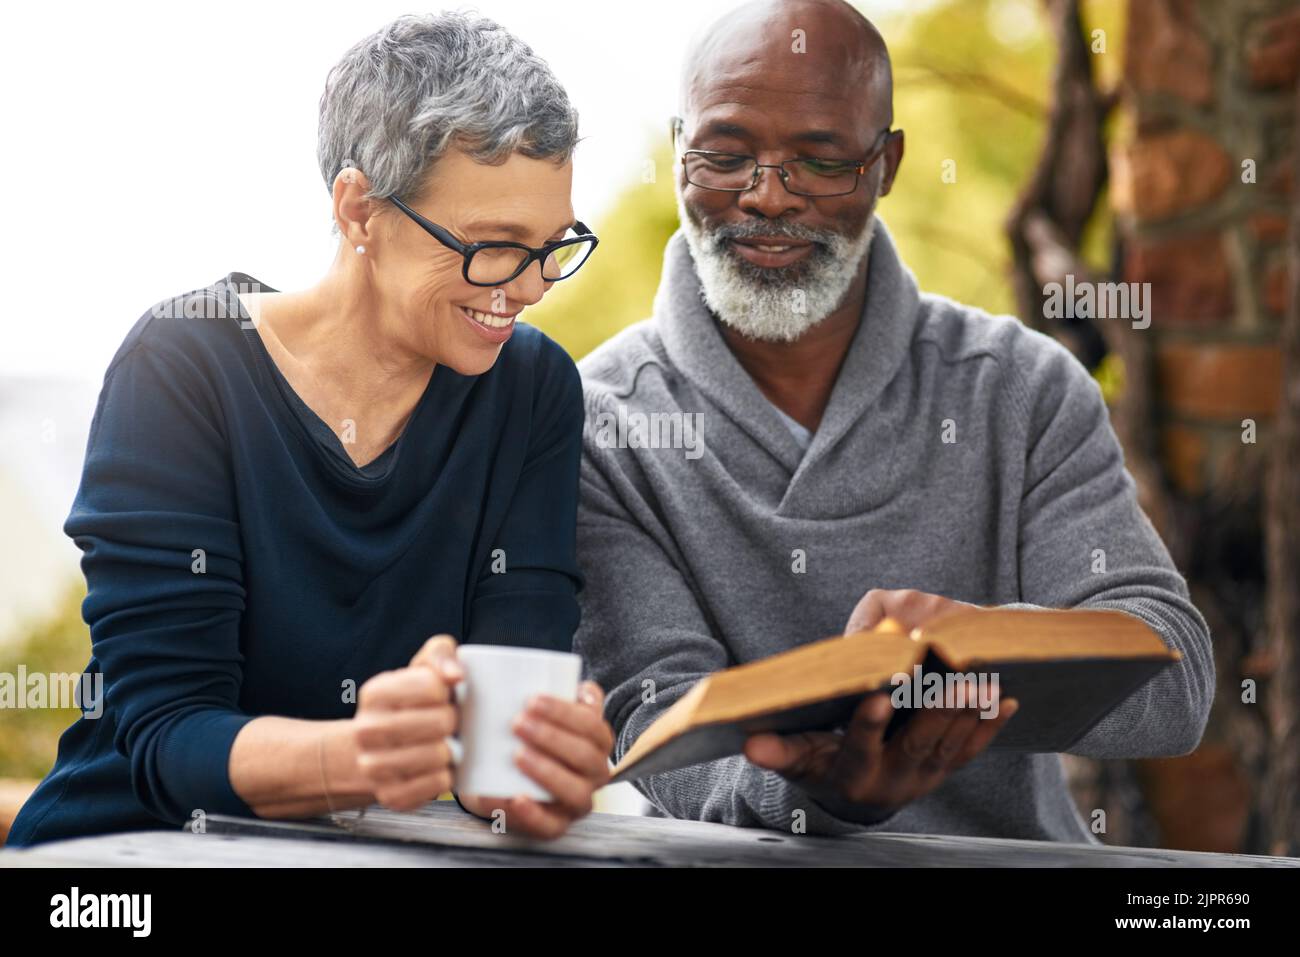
680, 0, 893, 130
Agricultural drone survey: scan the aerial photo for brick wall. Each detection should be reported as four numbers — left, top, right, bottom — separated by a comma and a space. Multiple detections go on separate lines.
1103, 0, 1298, 852
1113, 0, 1296, 498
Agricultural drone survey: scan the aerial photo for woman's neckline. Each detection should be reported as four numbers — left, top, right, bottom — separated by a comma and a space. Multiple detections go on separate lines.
222, 270, 439, 486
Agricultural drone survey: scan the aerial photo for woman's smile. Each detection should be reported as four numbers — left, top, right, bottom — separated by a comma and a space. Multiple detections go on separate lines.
458, 302, 518, 343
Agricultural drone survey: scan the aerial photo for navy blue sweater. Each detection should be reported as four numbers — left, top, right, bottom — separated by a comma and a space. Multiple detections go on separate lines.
8, 273, 584, 847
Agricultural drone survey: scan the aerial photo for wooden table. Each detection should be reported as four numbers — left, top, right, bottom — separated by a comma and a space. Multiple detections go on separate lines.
3, 801, 1297, 867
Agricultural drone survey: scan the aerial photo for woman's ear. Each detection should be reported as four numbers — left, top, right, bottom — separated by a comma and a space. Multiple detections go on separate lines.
333, 166, 377, 248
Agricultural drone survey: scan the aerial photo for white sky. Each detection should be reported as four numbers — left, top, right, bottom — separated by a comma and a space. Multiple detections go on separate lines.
0, 0, 924, 378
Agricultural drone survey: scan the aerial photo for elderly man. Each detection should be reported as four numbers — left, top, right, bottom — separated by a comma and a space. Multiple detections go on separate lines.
573, 0, 1213, 841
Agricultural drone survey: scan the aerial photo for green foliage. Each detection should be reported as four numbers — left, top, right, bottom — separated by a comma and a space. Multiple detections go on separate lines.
0, 582, 91, 779
885, 0, 1050, 318
528, 142, 680, 358
1094, 350, 1125, 406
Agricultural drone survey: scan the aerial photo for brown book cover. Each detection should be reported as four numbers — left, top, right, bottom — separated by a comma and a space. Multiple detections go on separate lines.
609, 608, 1180, 783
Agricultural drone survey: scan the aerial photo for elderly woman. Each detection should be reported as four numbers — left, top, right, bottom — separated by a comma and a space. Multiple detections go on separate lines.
8, 12, 612, 847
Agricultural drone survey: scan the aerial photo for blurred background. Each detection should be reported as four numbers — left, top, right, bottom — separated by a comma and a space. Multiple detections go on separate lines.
1, 0, 1296, 854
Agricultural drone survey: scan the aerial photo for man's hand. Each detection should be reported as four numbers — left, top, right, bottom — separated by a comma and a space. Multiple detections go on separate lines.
744, 588, 1016, 825
745, 690, 1019, 825
844, 587, 979, 635
457, 680, 615, 839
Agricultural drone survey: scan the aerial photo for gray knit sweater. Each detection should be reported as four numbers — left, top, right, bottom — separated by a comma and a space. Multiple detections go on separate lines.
573, 222, 1213, 843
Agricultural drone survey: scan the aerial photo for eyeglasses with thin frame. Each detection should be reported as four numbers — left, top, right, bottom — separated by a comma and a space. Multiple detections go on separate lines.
673, 121, 900, 198
389, 195, 600, 287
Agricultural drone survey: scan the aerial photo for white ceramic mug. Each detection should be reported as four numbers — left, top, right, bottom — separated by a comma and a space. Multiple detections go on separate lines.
450, 644, 583, 801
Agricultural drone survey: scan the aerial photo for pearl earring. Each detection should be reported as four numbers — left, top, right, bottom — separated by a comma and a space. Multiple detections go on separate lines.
355, 245, 366, 255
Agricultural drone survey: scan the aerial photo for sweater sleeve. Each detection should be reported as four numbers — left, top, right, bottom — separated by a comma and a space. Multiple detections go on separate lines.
574, 405, 899, 836
65, 335, 257, 825
1011, 334, 1215, 757
466, 341, 584, 652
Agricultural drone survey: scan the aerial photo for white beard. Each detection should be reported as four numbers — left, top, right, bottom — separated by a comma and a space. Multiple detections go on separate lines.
677, 193, 878, 343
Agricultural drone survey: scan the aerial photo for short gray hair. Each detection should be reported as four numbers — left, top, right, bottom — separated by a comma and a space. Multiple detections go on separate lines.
317, 10, 579, 210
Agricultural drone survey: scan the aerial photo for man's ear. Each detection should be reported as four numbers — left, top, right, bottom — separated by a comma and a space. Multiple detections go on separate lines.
669, 114, 684, 147
877, 129, 905, 198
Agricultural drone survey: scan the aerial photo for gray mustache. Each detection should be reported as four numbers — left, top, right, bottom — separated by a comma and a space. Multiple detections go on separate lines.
707, 221, 838, 246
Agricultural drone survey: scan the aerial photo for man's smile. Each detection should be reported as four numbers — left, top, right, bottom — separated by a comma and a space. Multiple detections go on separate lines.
728, 236, 815, 268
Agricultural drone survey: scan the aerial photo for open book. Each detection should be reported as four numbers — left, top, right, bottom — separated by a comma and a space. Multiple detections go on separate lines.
609, 608, 1179, 783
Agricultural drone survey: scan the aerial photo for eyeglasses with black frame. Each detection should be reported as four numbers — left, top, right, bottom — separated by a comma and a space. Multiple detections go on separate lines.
388, 195, 600, 287
673, 120, 900, 198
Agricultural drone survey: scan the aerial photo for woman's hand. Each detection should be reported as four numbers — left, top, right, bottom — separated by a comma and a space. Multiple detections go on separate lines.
349, 634, 463, 812
458, 679, 615, 839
